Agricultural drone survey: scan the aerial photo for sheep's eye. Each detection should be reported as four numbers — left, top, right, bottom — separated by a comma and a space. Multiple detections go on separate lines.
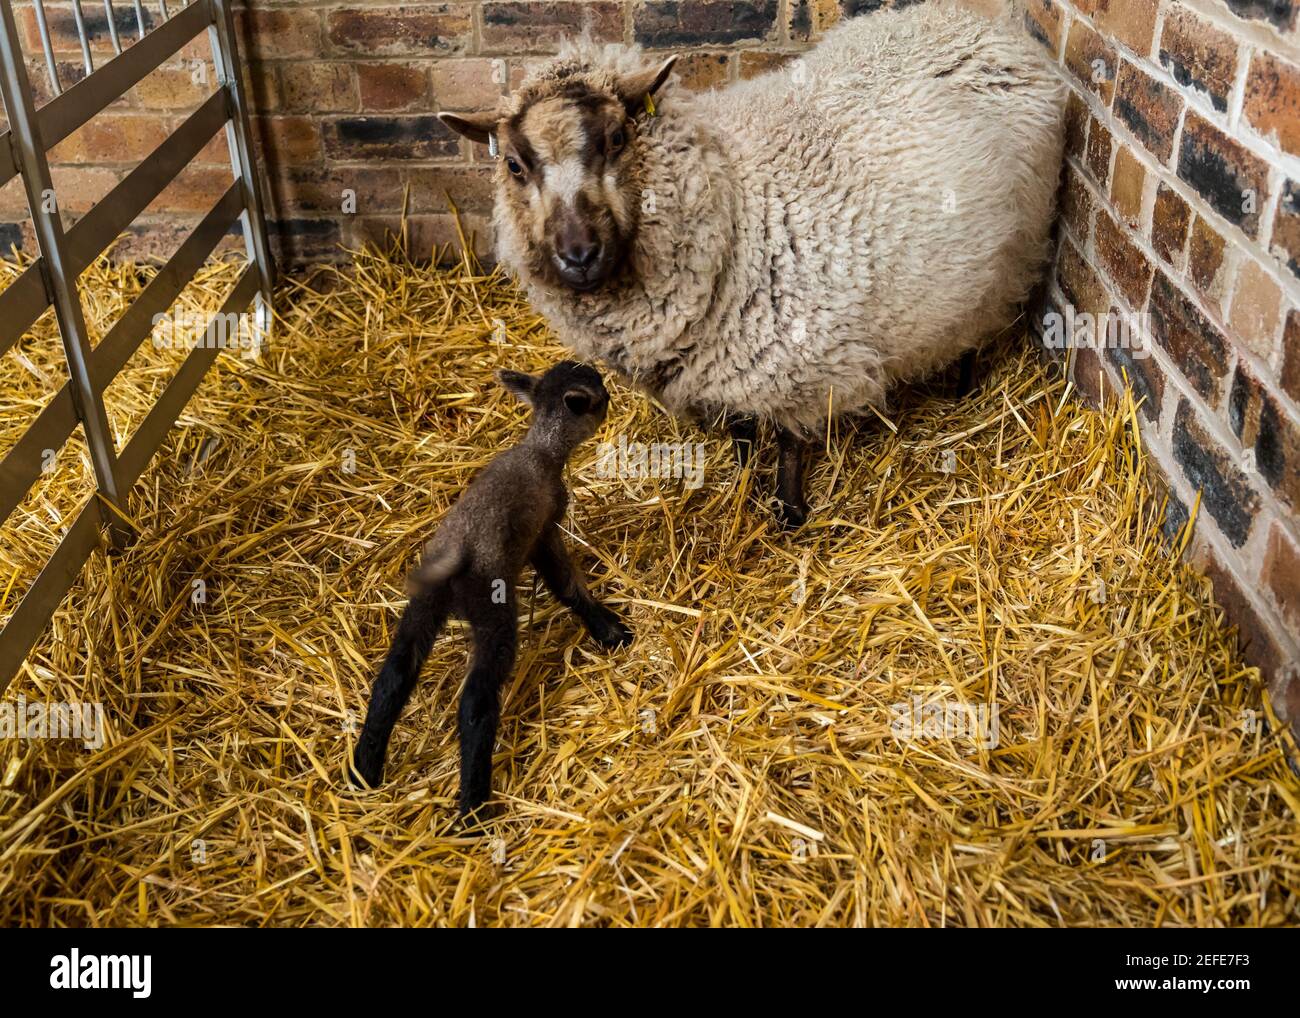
609, 128, 626, 154
505, 156, 524, 178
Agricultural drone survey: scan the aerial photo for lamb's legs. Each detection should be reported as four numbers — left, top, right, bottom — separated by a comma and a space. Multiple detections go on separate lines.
725, 413, 758, 468
531, 524, 633, 649
457, 598, 517, 820
353, 587, 450, 787
776, 427, 809, 528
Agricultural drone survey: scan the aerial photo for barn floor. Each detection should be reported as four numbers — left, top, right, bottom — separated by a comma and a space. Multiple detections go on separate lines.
1, 243, 1298, 927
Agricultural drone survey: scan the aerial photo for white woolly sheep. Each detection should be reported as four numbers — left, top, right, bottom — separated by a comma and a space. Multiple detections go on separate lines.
439, 2, 1066, 524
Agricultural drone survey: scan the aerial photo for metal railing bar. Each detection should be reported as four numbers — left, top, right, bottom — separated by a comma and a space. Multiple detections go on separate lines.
207, 0, 275, 304
0, 183, 244, 526
102, 1, 124, 55
31, 0, 62, 96
0, 1, 122, 543
133, 0, 148, 41
159, 0, 170, 20
39, 1, 209, 154
0, 263, 55, 363
70, 1, 95, 77
116, 263, 256, 487
0, 499, 104, 694
63, 90, 227, 273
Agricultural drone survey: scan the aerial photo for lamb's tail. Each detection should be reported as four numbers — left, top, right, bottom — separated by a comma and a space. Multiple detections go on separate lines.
351, 551, 464, 789
405, 544, 468, 596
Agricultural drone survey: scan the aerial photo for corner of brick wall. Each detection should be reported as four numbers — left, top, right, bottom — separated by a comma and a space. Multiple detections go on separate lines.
1023, 0, 1300, 731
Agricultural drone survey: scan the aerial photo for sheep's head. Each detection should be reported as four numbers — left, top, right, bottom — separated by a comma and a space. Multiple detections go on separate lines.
439, 52, 677, 293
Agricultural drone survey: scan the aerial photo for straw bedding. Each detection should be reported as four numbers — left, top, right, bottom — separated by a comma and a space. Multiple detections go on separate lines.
1, 238, 1297, 927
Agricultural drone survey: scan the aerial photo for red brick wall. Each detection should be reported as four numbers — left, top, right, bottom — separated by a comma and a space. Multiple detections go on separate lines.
1026, 0, 1300, 724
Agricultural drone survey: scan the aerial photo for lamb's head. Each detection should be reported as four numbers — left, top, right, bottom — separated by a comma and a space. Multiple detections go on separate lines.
439, 48, 677, 293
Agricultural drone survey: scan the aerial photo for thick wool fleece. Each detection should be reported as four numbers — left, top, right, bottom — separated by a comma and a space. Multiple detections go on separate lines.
496, 4, 1066, 434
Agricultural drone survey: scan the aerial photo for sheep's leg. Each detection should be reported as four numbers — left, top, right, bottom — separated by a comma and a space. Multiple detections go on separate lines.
775, 427, 809, 528
726, 413, 758, 468
955, 349, 977, 398
457, 595, 517, 822
531, 524, 633, 649
353, 587, 451, 788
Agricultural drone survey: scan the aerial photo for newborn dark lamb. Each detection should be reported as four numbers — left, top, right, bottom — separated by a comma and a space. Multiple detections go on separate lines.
352, 362, 632, 819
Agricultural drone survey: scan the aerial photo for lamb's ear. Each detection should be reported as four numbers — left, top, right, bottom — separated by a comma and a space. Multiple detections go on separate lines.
563, 388, 596, 416
617, 55, 678, 112
497, 369, 539, 405
438, 109, 499, 146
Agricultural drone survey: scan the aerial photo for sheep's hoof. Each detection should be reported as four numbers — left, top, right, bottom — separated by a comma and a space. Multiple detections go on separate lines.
777, 498, 808, 530
457, 795, 500, 833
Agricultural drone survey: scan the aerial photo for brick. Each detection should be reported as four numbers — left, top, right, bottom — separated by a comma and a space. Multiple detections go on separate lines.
49, 114, 169, 165
1113, 61, 1182, 164
674, 52, 733, 90
1110, 146, 1145, 229
1272, 179, 1300, 281
325, 116, 459, 161
268, 217, 344, 265
484, 2, 623, 51
1223, 0, 1297, 31
1151, 183, 1191, 268
133, 65, 218, 112
1229, 363, 1300, 510
269, 166, 408, 216
1105, 313, 1166, 421
1262, 524, 1300, 630
327, 5, 473, 56
405, 167, 497, 213
1281, 310, 1300, 403
788, 0, 814, 41
1057, 236, 1108, 315
1177, 112, 1270, 238
1085, 117, 1113, 186
280, 63, 358, 114
1061, 164, 1095, 240
431, 61, 498, 111
1188, 214, 1232, 313
20, 2, 150, 56
1149, 271, 1230, 406
1064, 19, 1116, 106
1196, 543, 1287, 688
1023, 0, 1062, 55
346, 212, 494, 262
1172, 399, 1259, 547
739, 51, 794, 79
1092, 0, 1158, 55
252, 116, 324, 167
149, 166, 231, 214
1228, 259, 1283, 360
47, 166, 119, 215
1063, 92, 1089, 162
1158, 3, 1238, 114
1095, 210, 1152, 308
1244, 51, 1300, 158
236, 8, 323, 60
634, 0, 781, 48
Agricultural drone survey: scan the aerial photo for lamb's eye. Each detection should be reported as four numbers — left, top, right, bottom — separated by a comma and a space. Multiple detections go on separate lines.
609, 128, 626, 153
505, 156, 524, 178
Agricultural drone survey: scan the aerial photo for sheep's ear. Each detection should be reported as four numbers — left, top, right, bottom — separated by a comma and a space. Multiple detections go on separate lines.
617, 55, 677, 112
438, 109, 499, 146
498, 369, 539, 405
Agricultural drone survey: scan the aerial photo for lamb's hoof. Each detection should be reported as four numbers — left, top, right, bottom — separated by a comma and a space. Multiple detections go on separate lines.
350, 749, 383, 790
591, 613, 634, 650
777, 498, 808, 530
457, 795, 500, 833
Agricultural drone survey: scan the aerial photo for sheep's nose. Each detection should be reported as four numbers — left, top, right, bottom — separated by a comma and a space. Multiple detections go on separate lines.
557, 237, 601, 271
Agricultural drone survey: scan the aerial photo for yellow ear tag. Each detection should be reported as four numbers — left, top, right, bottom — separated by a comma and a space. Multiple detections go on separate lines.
644, 92, 657, 118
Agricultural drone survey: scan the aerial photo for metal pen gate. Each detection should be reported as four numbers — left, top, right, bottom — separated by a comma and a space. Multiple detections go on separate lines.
0, 0, 275, 692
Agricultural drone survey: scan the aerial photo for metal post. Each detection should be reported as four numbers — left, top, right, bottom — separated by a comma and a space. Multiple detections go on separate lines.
0, 0, 126, 543
206, 0, 275, 334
